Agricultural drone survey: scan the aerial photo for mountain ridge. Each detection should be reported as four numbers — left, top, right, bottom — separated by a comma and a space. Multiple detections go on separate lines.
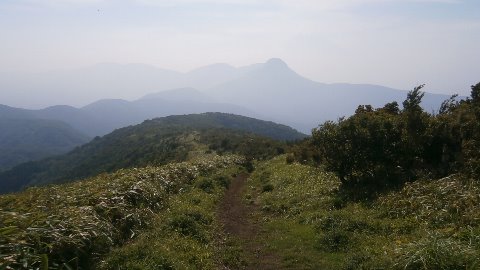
0, 58, 460, 134
0, 112, 305, 194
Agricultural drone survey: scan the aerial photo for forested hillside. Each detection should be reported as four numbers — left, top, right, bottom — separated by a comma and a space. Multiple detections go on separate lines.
0, 113, 302, 194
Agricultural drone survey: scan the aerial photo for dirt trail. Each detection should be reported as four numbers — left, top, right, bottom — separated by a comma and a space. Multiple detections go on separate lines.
218, 173, 281, 269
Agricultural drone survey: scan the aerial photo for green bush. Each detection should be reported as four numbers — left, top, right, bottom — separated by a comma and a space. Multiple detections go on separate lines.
262, 183, 274, 192
311, 83, 480, 198
214, 175, 231, 188
196, 178, 215, 193
285, 154, 295, 164
168, 211, 211, 242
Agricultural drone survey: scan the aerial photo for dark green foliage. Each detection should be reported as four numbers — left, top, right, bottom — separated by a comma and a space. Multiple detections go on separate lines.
312, 111, 405, 195
202, 128, 286, 160
213, 175, 231, 188
307, 83, 480, 197
291, 138, 322, 166
261, 183, 274, 193
243, 157, 255, 173
471, 82, 480, 103
145, 112, 307, 141
285, 154, 295, 164
167, 211, 212, 241
196, 178, 215, 193
0, 113, 292, 194
380, 101, 400, 115
439, 94, 459, 114
402, 84, 425, 113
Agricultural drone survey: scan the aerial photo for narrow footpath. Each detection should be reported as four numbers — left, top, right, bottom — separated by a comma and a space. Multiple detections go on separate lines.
217, 173, 282, 269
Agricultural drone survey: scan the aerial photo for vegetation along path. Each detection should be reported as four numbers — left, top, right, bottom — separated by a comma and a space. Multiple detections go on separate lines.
218, 173, 282, 269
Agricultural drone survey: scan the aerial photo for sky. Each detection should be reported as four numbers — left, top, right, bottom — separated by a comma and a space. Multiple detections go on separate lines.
0, 0, 479, 95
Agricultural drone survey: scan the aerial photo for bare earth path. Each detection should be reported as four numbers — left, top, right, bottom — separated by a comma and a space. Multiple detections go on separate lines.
218, 173, 282, 269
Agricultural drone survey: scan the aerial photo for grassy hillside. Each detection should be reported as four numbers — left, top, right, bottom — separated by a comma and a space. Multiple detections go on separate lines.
2, 154, 478, 269
0, 113, 295, 194
0, 118, 90, 171
0, 155, 245, 269
244, 156, 480, 269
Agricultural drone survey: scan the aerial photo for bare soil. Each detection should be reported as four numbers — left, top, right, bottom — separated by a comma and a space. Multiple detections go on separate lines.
218, 173, 282, 269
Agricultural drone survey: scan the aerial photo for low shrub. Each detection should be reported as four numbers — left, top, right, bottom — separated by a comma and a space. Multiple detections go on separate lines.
196, 178, 215, 193
394, 232, 480, 270
261, 183, 274, 193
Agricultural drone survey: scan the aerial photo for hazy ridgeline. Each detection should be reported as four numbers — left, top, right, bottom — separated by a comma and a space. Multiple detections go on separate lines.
0, 59, 453, 135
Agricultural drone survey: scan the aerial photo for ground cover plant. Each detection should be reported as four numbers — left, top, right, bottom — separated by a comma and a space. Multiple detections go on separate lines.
0, 155, 244, 269
100, 167, 248, 269
246, 156, 480, 269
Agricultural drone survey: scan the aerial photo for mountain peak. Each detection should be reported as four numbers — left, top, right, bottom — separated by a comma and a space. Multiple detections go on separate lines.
255, 58, 297, 77
265, 58, 288, 68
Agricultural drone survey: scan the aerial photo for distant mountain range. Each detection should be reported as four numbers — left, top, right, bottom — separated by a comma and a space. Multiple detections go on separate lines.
0, 58, 456, 134
0, 112, 305, 194
0, 89, 257, 137
0, 62, 262, 109
0, 58, 459, 169
205, 58, 454, 131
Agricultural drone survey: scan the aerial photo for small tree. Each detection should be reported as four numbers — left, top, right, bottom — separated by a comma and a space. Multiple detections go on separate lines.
471, 82, 480, 104
380, 101, 400, 115
403, 84, 425, 113
439, 94, 459, 114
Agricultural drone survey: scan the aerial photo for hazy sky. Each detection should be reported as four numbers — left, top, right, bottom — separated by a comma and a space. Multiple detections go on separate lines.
0, 0, 479, 95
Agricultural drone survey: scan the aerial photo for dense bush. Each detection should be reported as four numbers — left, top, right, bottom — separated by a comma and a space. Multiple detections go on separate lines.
307, 82, 480, 197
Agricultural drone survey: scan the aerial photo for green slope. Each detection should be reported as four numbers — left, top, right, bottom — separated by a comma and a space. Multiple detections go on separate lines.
142, 112, 307, 141
242, 156, 480, 269
0, 113, 298, 193
0, 155, 245, 269
0, 118, 90, 171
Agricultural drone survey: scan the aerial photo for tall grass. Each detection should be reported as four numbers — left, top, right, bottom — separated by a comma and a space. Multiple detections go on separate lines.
246, 156, 480, 269
0, 155, 244, 269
